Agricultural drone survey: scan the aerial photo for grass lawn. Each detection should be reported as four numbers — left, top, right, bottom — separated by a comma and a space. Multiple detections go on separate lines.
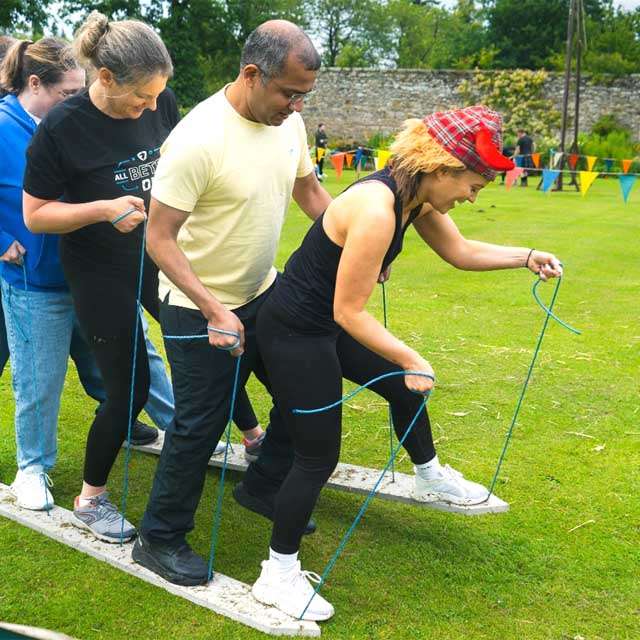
0, 170, 638, 639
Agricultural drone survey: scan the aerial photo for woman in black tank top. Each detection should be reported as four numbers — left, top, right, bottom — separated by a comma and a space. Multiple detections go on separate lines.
251, 107, 563, 621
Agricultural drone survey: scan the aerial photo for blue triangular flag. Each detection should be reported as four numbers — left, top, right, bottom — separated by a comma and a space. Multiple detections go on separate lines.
619, 174, 636, 203
542, 169, 560, 192
604, 158, 614, 173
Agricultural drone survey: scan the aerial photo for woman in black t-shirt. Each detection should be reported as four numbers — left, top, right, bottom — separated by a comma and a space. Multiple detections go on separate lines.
22, 12, 177, 542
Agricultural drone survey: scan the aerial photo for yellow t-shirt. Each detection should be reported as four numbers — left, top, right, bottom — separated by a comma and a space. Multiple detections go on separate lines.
152, 87, 314, 310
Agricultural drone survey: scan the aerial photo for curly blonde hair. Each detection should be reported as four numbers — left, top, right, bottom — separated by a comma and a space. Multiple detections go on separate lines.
389, 118, 465, 205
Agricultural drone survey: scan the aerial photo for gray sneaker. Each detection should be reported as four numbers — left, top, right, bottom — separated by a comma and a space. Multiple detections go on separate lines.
72, 493, 136, 543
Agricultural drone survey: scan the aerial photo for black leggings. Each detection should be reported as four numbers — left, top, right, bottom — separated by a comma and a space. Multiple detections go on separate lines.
256, 299, 436, 554
62, 246, 159, 487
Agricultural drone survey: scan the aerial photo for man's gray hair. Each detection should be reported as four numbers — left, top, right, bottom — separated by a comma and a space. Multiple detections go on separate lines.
240, 23, 320, 80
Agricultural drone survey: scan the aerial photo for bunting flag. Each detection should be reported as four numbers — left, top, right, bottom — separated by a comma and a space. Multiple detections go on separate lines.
622, 159, 632, 174
531, 153, 540, 168
619, 174, 636, 203
316, 147, 326, 161
586, 155, 598, 171
515, 156, 524, 168
505, 167, 524, 190
542, 169, 560, 192
345, 152, 354, 168
604, 159, 614, 172
568, 154, 579, 170
377, 149, 392, 170
553, 152, 564, 168
354, 149, 364, 169
579, 171, 598, 196
330, 153, 345, 179
373, 156, 380, 170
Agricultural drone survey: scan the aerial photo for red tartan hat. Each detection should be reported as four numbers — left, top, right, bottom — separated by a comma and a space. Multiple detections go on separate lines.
423, 105, 514, 180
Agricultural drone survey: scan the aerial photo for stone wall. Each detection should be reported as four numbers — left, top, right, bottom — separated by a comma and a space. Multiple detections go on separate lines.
302, 68, 640, 144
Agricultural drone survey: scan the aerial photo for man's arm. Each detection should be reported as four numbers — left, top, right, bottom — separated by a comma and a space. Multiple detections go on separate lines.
146, 197, 245, 354
292, 171, 332, 220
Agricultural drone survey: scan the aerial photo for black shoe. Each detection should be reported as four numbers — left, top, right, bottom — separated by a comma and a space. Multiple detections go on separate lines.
132, 533, 208, 586
128, 420, 159, 446
232, 482, 317, 535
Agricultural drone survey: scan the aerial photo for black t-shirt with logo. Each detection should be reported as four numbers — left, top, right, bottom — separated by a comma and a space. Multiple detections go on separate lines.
24, 88, 179, 269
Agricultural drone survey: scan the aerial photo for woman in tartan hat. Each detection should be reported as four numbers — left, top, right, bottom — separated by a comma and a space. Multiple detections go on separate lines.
246, 106, 563, 621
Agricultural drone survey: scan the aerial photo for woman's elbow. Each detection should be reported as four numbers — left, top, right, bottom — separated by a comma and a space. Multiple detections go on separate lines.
333, 304, 357, 331
23, 208, 40, 233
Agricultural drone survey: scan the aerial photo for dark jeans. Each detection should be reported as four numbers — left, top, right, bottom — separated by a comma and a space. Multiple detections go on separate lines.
0, 290, 9, 376
256, 297, 436, 554
141, 283, 293, 545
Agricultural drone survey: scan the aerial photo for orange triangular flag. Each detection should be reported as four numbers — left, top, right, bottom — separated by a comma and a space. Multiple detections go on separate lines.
345, 153, 354, 168
622, 159, 632, 174
568, 154, 579, 170
586, 155, 597, 171
579, 171, 598, 196
531, 153, 540, 168
330, 153, 345, 179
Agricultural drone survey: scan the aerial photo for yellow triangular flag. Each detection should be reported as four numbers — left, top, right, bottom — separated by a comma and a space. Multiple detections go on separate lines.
579, 171, 598, 196
316, 147, 326, 161
586, 155, 597, 171
377, 149, 392, 169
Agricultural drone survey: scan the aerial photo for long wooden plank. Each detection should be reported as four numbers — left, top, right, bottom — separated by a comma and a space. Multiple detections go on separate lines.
133, 432, 509, 515
0, 484, 320, 637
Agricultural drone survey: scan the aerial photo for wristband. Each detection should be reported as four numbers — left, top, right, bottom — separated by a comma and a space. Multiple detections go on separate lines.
525, 248, 535, 269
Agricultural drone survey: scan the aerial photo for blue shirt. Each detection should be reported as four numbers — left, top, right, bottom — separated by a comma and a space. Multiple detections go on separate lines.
0, 94, 67, 291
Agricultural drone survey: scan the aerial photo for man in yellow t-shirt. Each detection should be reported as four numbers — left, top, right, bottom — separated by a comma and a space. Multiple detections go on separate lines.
133, 21, 331, 593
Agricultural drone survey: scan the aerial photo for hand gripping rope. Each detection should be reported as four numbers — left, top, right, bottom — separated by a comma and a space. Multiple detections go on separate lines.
295, 273, 580, 620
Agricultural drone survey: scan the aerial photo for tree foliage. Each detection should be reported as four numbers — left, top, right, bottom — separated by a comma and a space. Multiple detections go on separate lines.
2, 0, 639, 108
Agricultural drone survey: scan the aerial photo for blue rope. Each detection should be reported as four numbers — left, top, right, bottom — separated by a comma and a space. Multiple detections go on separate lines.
163, 326, 241, 351
381, 281, 395, 482
297, 274, 580, 617
118, 219, 148, 544
18, 261, 51, 514
207, 353, 242, 581
477, 275, 579, 502
298, 372, 434, 620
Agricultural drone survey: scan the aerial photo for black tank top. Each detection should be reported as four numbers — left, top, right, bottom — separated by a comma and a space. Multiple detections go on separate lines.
269, 167, 422, 332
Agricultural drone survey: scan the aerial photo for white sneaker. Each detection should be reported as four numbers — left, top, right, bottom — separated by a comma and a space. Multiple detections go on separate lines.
413, 464, 489, 505
211, 441, 227, 456
10, 469, 54, 510
252, 559, 335, 621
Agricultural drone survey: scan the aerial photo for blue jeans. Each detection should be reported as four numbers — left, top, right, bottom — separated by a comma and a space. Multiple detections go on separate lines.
1, 280, 174, 471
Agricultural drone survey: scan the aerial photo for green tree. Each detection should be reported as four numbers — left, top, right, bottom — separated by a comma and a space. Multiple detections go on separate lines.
0, 0, 53, 37
458, 68, 561, 145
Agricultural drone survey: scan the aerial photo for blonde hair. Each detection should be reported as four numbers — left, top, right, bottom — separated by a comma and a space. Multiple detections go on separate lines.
0, 38, 78, 95
74, 11, 173, 85
389, 118, 465, 205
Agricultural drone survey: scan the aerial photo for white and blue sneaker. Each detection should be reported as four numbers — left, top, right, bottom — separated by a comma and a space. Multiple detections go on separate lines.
413, 463, 489, 505
10, 469, 54, 511
252, 559, 334, 621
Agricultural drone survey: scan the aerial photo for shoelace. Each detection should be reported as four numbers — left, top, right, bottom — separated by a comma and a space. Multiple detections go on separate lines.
38, 472, 53, 489
90, 495, 123, 524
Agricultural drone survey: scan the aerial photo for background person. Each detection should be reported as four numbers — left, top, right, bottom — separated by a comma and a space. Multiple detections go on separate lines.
251, 107, 563, 621
22, 12, 176, 541
315, 122, 327, 180
133, 20, 331, 588
515, 128, 535, 186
